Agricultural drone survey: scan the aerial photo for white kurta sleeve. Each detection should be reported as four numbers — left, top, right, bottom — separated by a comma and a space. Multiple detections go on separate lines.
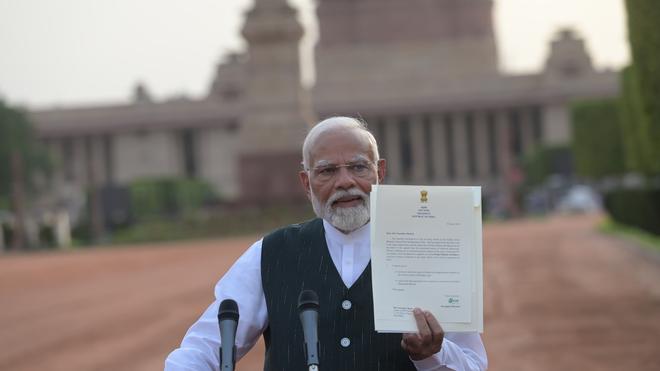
164, 239, 268, 371
411, 332, 488, 371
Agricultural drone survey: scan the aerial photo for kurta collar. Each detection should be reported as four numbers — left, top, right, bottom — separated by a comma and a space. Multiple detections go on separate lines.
322, 219, 370, 245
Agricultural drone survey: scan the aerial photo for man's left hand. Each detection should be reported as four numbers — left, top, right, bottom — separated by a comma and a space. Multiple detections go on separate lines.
401, 308, 444, 360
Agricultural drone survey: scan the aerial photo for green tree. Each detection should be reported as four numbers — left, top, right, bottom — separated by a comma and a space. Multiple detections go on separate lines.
522, 145, 573, 187
0, 100, 50, 249
619, 66, 651, 173
623, 0, 660, 175
572, 99, 626, 179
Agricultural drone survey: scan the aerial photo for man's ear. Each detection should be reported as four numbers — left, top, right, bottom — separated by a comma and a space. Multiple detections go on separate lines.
377, 158, 387, 183
299, 170, 312, 200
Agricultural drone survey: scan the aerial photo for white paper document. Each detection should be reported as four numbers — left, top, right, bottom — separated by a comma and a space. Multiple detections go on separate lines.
370, 185, 483, 333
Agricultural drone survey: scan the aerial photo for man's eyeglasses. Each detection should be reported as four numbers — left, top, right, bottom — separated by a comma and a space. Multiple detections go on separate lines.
306, 161, 376, 181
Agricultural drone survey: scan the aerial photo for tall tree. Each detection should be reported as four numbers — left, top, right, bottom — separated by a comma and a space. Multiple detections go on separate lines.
619, 67, 648, 173
572, 99, 625, 179
623, 0, 660, 175
0, 100, 50, 249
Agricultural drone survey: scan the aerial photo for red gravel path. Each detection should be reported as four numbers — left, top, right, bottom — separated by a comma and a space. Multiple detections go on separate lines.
1, 215, 659, 370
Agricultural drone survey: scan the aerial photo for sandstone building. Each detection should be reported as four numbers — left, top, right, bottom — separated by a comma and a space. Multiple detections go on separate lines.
31, 0, 619, 219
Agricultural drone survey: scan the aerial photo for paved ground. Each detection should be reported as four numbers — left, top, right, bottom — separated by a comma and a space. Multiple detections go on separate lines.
1, 214, 659, 370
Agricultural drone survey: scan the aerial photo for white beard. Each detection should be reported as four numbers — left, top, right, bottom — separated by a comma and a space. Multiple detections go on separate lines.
311, 188, 370, 233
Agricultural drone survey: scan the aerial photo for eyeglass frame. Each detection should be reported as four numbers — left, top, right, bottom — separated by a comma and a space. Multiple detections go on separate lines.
302, 159, 379, 181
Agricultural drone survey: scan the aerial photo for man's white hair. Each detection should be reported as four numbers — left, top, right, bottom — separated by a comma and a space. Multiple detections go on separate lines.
302, 116, 380, 169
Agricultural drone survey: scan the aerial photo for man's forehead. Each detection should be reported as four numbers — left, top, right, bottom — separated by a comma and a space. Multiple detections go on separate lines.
306, 126, 375, 168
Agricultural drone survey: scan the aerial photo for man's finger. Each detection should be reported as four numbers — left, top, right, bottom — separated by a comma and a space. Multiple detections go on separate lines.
424, 310, 444, 337
413, 308, 432, 341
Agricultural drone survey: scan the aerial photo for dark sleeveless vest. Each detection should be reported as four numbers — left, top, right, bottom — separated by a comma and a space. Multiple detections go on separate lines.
260, 218, 416, 371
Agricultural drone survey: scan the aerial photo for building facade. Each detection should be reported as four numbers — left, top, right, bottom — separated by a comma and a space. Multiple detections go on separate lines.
31, 0, 619, 218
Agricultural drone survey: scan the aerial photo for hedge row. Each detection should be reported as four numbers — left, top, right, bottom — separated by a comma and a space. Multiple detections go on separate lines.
129, 177, 218, 221
604, 189, 660, 235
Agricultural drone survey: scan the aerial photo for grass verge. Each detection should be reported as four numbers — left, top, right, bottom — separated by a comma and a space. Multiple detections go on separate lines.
599, 217, 660, 252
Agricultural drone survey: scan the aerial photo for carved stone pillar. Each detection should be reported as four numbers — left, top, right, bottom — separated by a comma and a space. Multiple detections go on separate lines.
238, 0, 313, 203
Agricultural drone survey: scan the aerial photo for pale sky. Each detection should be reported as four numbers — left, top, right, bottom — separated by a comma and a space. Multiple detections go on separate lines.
0, 0, 630, 109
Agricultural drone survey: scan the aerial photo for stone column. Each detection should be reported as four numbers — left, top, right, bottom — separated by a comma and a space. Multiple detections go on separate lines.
531, 106, 544, 146
495, 110, 519, 216
542, 103, 571, 145
410, 115, 426, 184
452, 112, 469, 183
74, 137, 86, 187
84, 136, 104, 243
495, 110, 512, 181
371, 118, 387, 160
431, 114, 449, 184
54, 210, 72, 248
474, 112, 490, 181
101, 135, 115, 185
520, 107, 536, 155
384, 117, 401, 184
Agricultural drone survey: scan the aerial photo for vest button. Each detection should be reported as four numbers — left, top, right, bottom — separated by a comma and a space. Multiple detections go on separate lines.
340, 337, 351, 348
341, 300, 352, 310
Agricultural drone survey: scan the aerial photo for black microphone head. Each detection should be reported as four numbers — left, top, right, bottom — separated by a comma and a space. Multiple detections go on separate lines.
218, 299, 239, 321
298, 290, 319, 312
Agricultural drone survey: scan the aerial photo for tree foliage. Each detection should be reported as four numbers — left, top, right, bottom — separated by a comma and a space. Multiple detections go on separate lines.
0, 100, 50, 204
522, 145, 573, 187
619, 66, 651, 172
571, 99, 625, 179
622, 0, 660, 175
129, 176, 218, 221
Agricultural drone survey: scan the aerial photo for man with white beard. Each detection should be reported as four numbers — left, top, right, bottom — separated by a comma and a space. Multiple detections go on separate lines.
165, 117, 488, 371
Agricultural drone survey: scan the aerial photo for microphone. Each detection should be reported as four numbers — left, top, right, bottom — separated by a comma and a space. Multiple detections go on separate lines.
298, 290, 320, 371
218, 299, 239, 371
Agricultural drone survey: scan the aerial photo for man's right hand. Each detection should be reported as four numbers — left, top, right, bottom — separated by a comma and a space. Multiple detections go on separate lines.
400, 308, 444, 361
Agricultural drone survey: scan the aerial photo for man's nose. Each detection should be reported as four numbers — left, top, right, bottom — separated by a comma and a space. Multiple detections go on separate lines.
334, 166, 357, 189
